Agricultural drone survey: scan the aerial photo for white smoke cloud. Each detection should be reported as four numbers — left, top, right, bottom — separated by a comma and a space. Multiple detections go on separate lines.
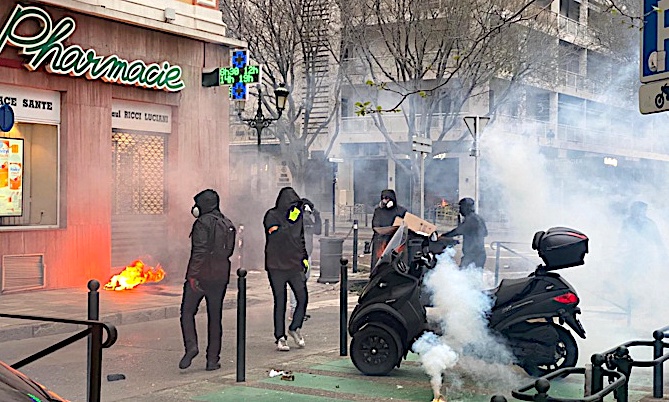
414, 247, 521, 397
479, 121, 669, 366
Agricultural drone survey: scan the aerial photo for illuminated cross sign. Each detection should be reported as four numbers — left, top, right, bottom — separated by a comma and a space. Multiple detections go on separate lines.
218, 49, 261, 100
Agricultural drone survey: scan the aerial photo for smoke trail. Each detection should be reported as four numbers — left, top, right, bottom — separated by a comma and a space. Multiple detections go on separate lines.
413, 246, 519, 396
412, 332, 458, 398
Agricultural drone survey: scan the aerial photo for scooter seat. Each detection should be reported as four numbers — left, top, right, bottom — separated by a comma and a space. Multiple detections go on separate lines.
492, 277, 533, 309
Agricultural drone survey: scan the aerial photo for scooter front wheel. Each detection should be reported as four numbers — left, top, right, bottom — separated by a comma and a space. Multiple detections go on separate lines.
521, 325, 578, 377
350, 324, 402, 376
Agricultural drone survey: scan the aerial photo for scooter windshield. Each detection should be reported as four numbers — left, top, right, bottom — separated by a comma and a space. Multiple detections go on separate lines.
375, 222, 408, 269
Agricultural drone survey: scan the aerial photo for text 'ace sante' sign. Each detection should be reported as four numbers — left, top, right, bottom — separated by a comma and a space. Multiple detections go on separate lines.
0, 5, 185, 92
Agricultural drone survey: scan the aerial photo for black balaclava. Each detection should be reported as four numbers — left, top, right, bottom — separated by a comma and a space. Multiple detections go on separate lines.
379, 189, 397, 209
458, 197, 475, 217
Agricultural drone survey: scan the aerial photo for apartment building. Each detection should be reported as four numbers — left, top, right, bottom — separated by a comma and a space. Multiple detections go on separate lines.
0, 0, 243, 291
329, 0, 661, 220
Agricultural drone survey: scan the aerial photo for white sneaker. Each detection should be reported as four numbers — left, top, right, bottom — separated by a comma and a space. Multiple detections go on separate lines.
277, 337, 290, 351
288, 329, 305, 348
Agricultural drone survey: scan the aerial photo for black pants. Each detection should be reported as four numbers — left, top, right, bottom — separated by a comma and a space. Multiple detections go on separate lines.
179, 279, 228, 364
461, 251, 486, 269
267, 269, 308, 341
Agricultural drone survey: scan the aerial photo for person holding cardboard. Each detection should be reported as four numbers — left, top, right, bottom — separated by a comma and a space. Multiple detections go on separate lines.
370, 189, 407, 271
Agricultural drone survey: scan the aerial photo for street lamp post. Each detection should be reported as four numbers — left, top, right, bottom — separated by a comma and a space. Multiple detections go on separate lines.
463, 115, 490, 213
236, 83, 290, 148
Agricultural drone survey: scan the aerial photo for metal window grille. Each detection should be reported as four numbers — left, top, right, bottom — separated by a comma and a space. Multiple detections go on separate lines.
112, 131, 166, 215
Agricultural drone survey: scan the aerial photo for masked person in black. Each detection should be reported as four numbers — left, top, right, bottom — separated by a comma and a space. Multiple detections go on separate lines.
442, 197, 488, 269
371, 189, 407, 270
263, 187, 309, 351
179, 189, 236, 371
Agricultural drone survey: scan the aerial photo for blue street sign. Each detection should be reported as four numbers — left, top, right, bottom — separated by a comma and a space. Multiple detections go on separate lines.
641, 0, 669, 83
0, 104, 14, 132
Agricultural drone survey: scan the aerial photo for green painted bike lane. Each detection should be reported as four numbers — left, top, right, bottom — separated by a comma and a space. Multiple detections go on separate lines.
190, 352, 650, 402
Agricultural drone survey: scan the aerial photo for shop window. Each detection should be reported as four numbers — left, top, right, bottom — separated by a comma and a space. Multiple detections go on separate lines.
0, 123, 59, 228
112, 131, 166, 215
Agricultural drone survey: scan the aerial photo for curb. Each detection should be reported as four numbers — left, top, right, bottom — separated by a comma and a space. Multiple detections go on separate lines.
0, 277, 338, 344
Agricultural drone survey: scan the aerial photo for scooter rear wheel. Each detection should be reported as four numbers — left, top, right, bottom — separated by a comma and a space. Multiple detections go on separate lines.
521, 325, 578, 377
351, 324, 402, 376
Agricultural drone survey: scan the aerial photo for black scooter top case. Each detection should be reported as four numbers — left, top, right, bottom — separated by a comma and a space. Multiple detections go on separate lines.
532, 227, 588, 270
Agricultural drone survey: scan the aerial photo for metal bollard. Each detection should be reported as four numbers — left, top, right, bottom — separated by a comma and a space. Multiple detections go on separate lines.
532, 378, 550, 402
340, 258, 349, 356
88, 280, 100, 321
352, 220, 359, 273
236, 268, 247, 382
589, 353, 606, 396
610, 346, 632, 402
653, 329, 665, 398
87, 280, 100, 402
324, 219, 330, 237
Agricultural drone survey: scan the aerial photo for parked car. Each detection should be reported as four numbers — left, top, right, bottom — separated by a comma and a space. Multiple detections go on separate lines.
0, 360, 68, 401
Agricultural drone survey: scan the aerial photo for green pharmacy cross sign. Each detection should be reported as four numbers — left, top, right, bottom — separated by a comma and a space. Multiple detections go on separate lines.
202, 49, 261, 99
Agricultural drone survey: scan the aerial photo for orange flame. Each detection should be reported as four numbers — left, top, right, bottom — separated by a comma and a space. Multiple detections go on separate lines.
104, 260, 165, 291
441, 199, 448, 207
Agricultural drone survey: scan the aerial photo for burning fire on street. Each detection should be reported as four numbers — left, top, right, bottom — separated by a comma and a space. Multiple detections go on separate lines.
104, 260, 165, 291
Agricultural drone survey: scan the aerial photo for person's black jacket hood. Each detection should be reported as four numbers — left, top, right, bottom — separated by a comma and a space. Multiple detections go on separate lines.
194, 189, 220, 215
186, 189, 233, 283
372, 189, 407, 228
275, 187, 301, 211
380, 189, 397, 204
263, 187, 308, 271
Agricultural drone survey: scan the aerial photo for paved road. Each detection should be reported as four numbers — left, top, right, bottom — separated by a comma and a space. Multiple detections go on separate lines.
0, 289, 664, 402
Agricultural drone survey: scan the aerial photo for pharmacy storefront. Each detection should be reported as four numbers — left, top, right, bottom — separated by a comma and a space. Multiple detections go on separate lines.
0, 1, 237, 292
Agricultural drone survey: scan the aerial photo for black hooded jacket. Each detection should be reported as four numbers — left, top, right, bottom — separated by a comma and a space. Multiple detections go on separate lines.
263, 187, 308, 271
371, 189, 407, 267
185, 189, 235, 283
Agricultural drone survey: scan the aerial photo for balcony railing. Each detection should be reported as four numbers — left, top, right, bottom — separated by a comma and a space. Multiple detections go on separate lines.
340, 113, 469, 142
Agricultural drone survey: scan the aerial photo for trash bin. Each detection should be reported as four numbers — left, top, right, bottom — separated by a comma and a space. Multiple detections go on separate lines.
318, 237, 344, 283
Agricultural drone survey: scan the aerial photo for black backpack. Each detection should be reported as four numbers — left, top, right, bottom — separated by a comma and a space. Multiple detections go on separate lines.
208, 215, 236, 259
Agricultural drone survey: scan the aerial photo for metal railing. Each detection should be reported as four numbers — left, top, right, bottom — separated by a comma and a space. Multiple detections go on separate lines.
493, 324, 669, 401
489, 241, 536, 286
0, 280, 118, 402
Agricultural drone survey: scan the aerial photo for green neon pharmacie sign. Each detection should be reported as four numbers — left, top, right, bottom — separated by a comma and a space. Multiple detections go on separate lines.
0, 4, 185, 92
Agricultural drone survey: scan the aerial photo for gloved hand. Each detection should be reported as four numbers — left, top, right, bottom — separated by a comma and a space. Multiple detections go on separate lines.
188, 277, 204, 293
302, 259, 310, 274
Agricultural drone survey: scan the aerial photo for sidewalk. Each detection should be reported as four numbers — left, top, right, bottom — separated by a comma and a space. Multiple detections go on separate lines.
0, 267, 349, 343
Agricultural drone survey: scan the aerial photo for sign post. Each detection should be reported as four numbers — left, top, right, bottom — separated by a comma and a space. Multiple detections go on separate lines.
463, 116, 490, 213
412, 136, 432, 219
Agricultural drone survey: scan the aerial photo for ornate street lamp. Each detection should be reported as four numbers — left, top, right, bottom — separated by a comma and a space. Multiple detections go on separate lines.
236, 83, 290, 148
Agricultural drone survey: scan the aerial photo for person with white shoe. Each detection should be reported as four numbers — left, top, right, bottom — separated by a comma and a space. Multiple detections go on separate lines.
263, 187, 309, 351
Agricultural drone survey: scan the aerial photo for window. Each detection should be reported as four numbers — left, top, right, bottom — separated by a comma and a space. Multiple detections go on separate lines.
111, 131, 166, 215
0, 123, 59, 227
559, 40, 581, 74
341, 98, 351, 117
558, 94, 585, 127
560, 0, 581, 22
531, 93, 551, 122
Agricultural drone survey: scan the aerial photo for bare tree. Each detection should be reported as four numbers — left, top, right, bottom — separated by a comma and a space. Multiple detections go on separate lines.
336, 0, 563, 211
221, 0, 342, 190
